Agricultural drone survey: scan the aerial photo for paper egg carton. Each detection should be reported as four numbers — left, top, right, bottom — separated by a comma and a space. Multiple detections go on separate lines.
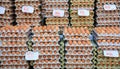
15, 0, 41, 26
96, 1, 120, 26
0, 1, 13, 26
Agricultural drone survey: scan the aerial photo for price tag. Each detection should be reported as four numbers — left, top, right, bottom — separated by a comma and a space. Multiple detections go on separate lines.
22, 6, 34, 13
25, 51, 39, 60
78, 9, 90, 16
53, 10, 64, 17
104, 5, 116, 10
103, 50, 119, 57
0, 6, 5, 14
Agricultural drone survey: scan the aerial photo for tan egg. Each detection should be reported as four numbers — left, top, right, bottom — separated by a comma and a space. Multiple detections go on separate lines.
73, 40, 77, 45
69, 40, 73, 45
64, 27, 68, 34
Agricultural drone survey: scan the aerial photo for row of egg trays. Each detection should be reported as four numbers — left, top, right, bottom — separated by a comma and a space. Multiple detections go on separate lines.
97, 23, 120, 26
32, 26, 59, 32
0, 56, 26, 61
97, 0, 119, 3
44, 0, 68, 2
71, 3, 94, 10
34, 58, 60, 63
1, 42, 27, 46
71, 0, 94, 2
0, 65, 28, 69
42, 2, 69, 10
1, 60, 28, 65
15, 1, 40, 6
0, 47, 27, 51
97, 2, 119, 8
0, 25, 30, 32
34, 50, 59, 55
16, 22, 41, 26
46, 18, 69, 25
0, 19, 13, 26
34, 64, 61, 69
97, 16, 120, 21
96, 9, 120, 16
33, 42, 59, 46
65, 64, 93, 69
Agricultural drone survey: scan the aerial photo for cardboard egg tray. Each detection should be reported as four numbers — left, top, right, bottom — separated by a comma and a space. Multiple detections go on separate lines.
70, 1, 94, 27
32, 26, 61, 69
96, 47, 120, 69
0, 26, 30, 69
93, 26, 120, 68
15, 0, 41, 26
43, 1, 69, 25
0, 1, 13, 26
63, 27, 93, 69
96, 0, 120, 26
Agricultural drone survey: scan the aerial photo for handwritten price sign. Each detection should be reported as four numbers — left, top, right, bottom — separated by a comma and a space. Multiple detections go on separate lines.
104, 5, 116, 10
53, 10, 64, 17
0, 6, 5, 14
25, 51, 39, 60
22, 6, 34, 13
103, 50, 119, 57
78, 9, 90, 16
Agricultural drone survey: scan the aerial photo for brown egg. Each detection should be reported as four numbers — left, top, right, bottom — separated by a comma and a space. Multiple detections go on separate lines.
73, 40, 77, 45
69, 40, 73, 45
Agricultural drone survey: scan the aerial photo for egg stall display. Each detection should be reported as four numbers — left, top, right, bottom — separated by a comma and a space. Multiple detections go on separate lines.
93, 27, 120, 69
0, 0, 13, 26
32, 25, 61, 69
70, 0, 94, 27
64, 27, 94, 69
0, 26, 30, 69
15, 0, 41, 26
96, 0, 120, 26
43, 0, 69, 25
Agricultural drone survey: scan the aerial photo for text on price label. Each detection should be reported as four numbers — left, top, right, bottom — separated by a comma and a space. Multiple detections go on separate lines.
25, 51, 39, 60
53, 10, 64, 17
103, 50, 119, 57
0, 6, 5, 14
22, 6, 34, 13
78, 9, 90, 16
104, 5, 116, 10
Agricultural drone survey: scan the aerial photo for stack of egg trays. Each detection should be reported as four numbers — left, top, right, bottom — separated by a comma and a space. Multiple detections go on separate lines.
15, 0, 41, 26
63, 27, 94, 69
96, 0, 120, 26
0, 26, 30, 69
43, 0, 69, 25
0, 0, 13, 26
70, 0, 94, 27
93, 27, 120, 69
32, 25, 61, 69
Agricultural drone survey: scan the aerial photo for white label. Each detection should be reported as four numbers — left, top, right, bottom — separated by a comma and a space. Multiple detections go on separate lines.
53, 10, 64, 17
104, 5, 116, 10
22, 6, 34, 13
78, 9, 90, 16
104, 50, 119, 57
0, 6, 5, 14
25, 51, 39, 60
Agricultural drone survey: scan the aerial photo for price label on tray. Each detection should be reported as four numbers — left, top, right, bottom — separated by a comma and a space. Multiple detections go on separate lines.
0, 6, 5, 14
25, 51, 39, 60
104, 5, 116, 10
22, 6, 34, 13
53, 9, 64, 17
103, 50, 119, 57
78, 9, 90, 16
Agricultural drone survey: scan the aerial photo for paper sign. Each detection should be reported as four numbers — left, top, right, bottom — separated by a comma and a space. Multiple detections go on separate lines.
53, 10, 64, 17
104, 5, 116, 10
78, 9, 90, 16
0, 6, 5, 14
103, 50, 119, 57
22, 6, 34, 13
25, 51, 39, 60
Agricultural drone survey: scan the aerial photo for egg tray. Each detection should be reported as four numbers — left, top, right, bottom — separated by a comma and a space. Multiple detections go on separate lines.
96, 47, 120, 69
71, 0, 94, 2
0, 65, 29, 69
44, 0, 68, 2
0, 2, 13, 26
42, 2, 69, 10
71, 2, 94, 10
46, 18, 69, 25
